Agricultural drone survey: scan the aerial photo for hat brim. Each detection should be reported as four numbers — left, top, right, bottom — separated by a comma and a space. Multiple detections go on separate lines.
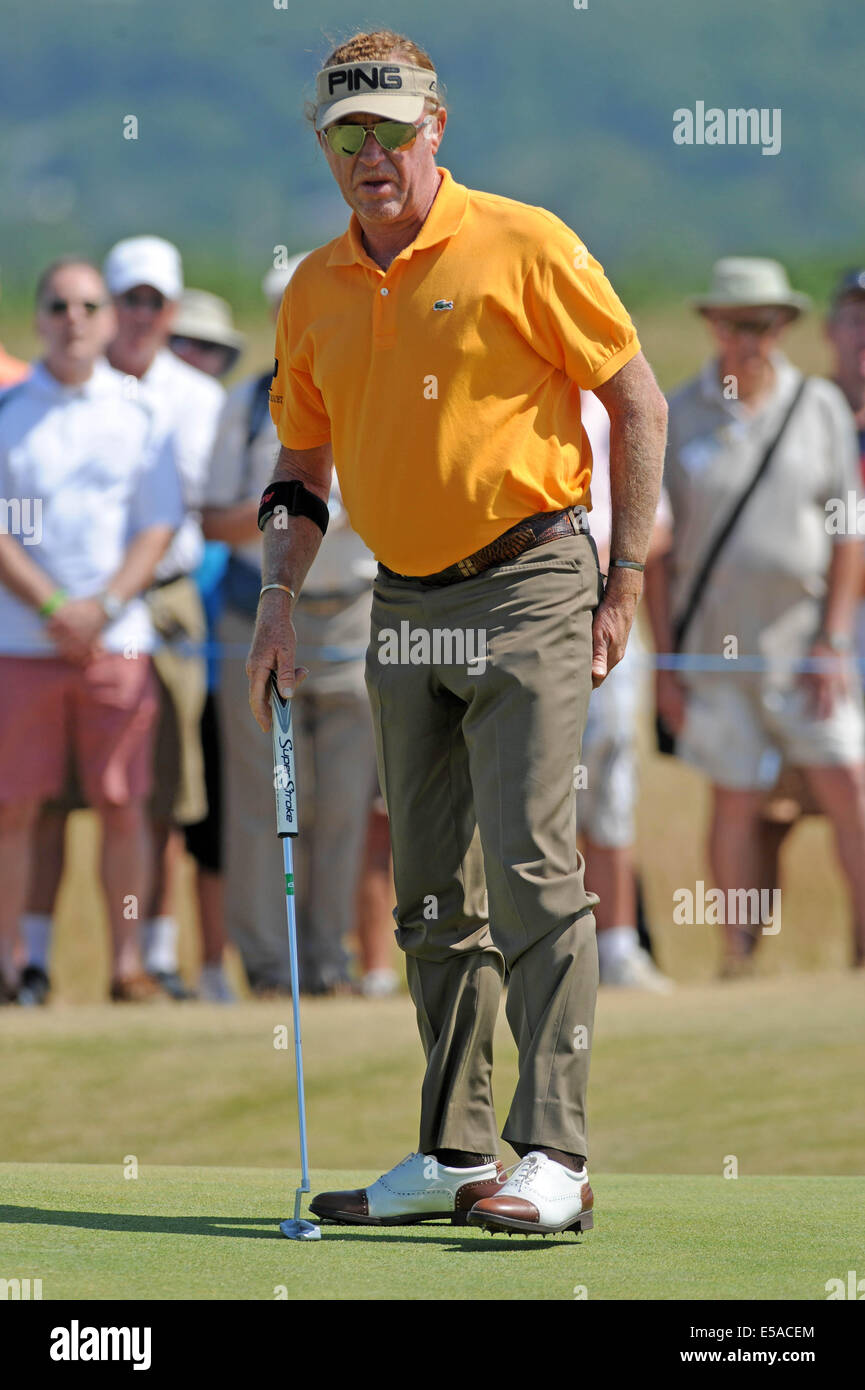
691, 292, 811, 318
171, 326, 245, 351
315, 92, 427, 131
109, 271, 182, 300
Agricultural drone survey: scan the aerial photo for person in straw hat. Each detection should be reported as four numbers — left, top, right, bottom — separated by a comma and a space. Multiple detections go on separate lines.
169, 289, 245, 381
645, 257, 865, 974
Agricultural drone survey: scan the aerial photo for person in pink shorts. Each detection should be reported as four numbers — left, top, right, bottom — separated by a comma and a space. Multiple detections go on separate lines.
0, 258, 183, 1003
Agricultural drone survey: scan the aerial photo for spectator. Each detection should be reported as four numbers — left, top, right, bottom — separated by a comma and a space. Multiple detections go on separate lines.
0, 271, 29, 387
579, 390, 673, 991
20, 237, 225, 1002
202, 258, 379, 995
0, 258, 182, 1003
826, 268, 865, 476
104, 237, 225, 996
828, 265, 865, 694
646, 257, 865, 974
751, 269, 865, 902
168, 288, 243, 1002
169, 289, 245, 380
354, 794, 399, 998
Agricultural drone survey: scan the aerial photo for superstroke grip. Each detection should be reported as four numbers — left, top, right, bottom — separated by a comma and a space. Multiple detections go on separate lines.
270, 672, 299, 838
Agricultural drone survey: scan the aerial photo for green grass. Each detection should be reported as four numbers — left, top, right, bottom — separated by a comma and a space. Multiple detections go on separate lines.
2, 962, 863, 1299
1, 1164, 862, 1300
2, 976, 863, 1177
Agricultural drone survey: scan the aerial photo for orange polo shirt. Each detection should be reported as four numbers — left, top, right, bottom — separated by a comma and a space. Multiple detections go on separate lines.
270, 166, 640, 574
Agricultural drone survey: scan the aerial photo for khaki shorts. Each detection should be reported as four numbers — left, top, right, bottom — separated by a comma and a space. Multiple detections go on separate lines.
145, 577, 208, 825
575, 629, 641, 848
678, 676, 865, 791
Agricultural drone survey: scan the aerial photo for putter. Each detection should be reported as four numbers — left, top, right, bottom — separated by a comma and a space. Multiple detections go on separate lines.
270, 672, 321, 1242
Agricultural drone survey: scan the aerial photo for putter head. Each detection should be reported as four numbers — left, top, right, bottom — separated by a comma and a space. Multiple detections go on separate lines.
279, 1218, 321, 1241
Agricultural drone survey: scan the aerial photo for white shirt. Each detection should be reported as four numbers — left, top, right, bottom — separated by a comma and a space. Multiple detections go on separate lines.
0, 358, 184, 655
204, 373, 376, 593
135, 349, 224, 580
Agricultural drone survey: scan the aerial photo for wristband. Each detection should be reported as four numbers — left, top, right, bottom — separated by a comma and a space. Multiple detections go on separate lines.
610, 558, 645, 573
39, 589, 68, 618
258, 480, 329, 537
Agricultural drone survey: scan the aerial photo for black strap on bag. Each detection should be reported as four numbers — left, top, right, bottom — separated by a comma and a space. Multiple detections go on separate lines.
237, 369, 275, 500
656, 375, 809, 755
246, 370, 273, 451
223, 371, 278, 617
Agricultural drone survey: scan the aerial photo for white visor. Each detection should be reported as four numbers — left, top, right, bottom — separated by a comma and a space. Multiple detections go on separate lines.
314, 61, 439, 131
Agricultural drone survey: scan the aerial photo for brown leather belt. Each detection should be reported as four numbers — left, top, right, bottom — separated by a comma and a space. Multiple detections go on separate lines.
378, 505, 590, 588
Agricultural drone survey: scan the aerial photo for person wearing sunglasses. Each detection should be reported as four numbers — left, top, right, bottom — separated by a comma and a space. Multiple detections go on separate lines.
0, 258, 183, 1005
20, 238, 225, 1006
645, 257, 865, 976
169, 288, 245, 382
248, 29, 668, 1239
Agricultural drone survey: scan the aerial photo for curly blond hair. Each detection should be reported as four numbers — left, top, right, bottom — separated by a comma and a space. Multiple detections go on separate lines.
306, 28, 445, 126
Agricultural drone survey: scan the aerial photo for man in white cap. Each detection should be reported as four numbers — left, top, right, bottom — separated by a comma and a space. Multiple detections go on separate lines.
647, 257, 865, 974
202, 257, 381, 997
20, 237, 224, 1002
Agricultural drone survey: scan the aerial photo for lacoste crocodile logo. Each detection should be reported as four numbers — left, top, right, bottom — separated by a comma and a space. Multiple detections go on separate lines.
433, 299, 454, 311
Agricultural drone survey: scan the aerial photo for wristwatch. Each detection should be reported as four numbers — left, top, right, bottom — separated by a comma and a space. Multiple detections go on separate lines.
98, 591, 125, 623
816, 630, 852, 653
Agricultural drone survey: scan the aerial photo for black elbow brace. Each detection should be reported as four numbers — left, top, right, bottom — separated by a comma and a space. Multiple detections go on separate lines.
257, 479, 330, 536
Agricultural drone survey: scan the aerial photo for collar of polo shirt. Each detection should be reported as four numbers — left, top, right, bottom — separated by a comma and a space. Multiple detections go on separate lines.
326, 166, 468, 269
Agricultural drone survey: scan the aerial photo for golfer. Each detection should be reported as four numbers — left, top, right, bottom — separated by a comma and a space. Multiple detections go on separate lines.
248, 29, 667, 1236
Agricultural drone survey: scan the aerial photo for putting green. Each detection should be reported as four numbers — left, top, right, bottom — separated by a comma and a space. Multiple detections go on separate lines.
1, 1163, 862, 1300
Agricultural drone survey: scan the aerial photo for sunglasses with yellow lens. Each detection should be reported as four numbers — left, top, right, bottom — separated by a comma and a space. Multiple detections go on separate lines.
324, 117, 430, 157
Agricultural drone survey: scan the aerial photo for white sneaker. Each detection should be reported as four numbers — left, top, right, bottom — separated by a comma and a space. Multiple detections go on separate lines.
198, 964, 236, 1003
360, 968, 399, 998
601, 946, 673, 993
310, 1151, 504, 1226
467, 1151, 594, 1236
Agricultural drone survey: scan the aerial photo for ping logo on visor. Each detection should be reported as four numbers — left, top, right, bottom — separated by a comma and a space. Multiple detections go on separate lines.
315, 61, 439, 132
327, 63, 403, 95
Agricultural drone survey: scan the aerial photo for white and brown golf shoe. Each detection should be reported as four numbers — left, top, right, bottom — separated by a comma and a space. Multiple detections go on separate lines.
467, 1151, 594, 1236
310, 1152, 505, 1226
